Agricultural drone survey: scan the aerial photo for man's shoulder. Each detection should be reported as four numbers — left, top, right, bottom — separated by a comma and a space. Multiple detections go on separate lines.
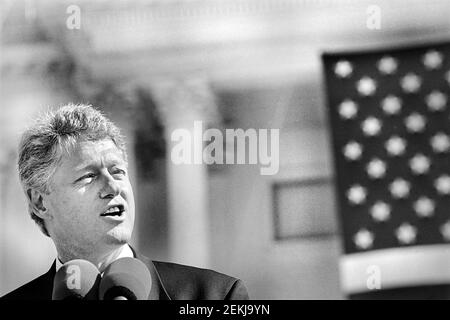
1, 272, 53, 300
152, 260, 249, 300
152, 260, 237, 285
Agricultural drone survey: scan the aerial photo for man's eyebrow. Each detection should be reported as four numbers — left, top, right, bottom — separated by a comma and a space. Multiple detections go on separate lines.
74, 163, 97, 173
74, 158, 127, 172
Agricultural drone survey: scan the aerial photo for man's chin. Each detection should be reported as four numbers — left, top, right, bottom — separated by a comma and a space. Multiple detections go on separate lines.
106, 227, 132, 244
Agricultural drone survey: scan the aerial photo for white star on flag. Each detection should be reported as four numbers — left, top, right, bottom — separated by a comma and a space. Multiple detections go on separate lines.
381, 95, 402, 115
370, 201, 391, 222
338, 100, 358, 119
366, 158, 387, 179
435, 175, 450, 195
377, 56, 398, 75
357, 77, 377, 96
404, 113, 426, 133
385, 136, 407, 156
347, 185, 367, 205
361, 117, 382, 136
430, 133, 450, 153
334, 60, 353, 78
425, 91, 447, 111
343, 141, 363, 161
413, 197, 435, 218
396, 223, 417, 245
440, 221, 450, 241
409, 154, 430, 175
400, 73, 422, 93
390, 178, 411, 199
423, 50, 444, 70
353, 229, 374, 250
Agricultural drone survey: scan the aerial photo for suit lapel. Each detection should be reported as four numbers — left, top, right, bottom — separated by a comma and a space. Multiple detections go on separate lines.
41, 261, 56, 300
131, 249, 171, 300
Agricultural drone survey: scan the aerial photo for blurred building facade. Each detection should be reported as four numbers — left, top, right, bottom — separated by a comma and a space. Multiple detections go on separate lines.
1, 0, 450, 299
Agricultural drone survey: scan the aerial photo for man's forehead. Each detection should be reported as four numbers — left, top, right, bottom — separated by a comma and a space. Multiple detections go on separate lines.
62, 139, 126, 168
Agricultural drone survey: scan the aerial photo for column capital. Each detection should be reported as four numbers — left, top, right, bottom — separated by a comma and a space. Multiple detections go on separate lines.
71, 65, 142, 117
149, 77, 220, 127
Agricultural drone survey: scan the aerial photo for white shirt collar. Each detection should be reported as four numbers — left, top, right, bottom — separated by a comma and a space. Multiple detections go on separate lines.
55, 244, 134, 273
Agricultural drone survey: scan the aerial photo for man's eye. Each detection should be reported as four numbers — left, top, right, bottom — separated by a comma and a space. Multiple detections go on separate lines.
112, 169, 126, 176
80, 173, 96, 182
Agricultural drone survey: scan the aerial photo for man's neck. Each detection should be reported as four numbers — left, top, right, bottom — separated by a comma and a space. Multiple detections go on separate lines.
56, 244, 134, 273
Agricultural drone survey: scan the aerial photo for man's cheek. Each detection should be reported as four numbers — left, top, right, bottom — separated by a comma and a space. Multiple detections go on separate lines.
76, 186, 89, 196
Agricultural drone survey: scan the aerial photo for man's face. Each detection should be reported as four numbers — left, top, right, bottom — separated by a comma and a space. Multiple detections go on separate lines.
43, 138, 135, 258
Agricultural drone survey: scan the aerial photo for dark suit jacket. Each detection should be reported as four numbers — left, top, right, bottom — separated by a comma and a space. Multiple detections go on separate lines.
0, 250, 249, 300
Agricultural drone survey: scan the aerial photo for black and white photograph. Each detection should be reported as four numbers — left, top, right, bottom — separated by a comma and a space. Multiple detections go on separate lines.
0, 0, 450, 305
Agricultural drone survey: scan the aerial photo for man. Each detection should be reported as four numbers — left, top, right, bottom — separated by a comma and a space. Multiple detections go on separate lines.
1, 104, 249, 300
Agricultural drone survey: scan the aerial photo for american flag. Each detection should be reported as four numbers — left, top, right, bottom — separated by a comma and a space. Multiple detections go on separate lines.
323, 42, 450, 299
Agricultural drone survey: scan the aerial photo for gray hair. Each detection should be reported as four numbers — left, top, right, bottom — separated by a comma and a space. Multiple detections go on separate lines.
18, 103, 127, 236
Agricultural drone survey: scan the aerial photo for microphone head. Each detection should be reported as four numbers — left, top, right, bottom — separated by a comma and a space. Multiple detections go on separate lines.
52, 259, 101, 300
99, 257, 152, 300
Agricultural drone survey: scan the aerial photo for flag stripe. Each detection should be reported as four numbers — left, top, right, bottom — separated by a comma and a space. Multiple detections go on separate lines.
340, 244, 450, 294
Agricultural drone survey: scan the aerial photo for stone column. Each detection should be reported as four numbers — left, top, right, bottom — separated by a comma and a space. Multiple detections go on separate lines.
151, 78, 219, 268
0, 150, 5, 238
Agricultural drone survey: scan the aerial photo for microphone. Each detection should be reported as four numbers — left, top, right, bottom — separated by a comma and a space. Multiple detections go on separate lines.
99, 257, 152, 300
52, 259, 101, 300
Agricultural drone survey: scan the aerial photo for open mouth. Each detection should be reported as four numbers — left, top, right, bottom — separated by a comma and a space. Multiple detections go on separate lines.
100, 205, 125, 217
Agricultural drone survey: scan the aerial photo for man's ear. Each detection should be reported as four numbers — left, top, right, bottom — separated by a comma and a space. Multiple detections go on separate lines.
27, 189, 52, 220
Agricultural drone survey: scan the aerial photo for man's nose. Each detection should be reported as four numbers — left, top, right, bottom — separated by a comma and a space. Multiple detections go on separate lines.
99, 175, 121, 199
